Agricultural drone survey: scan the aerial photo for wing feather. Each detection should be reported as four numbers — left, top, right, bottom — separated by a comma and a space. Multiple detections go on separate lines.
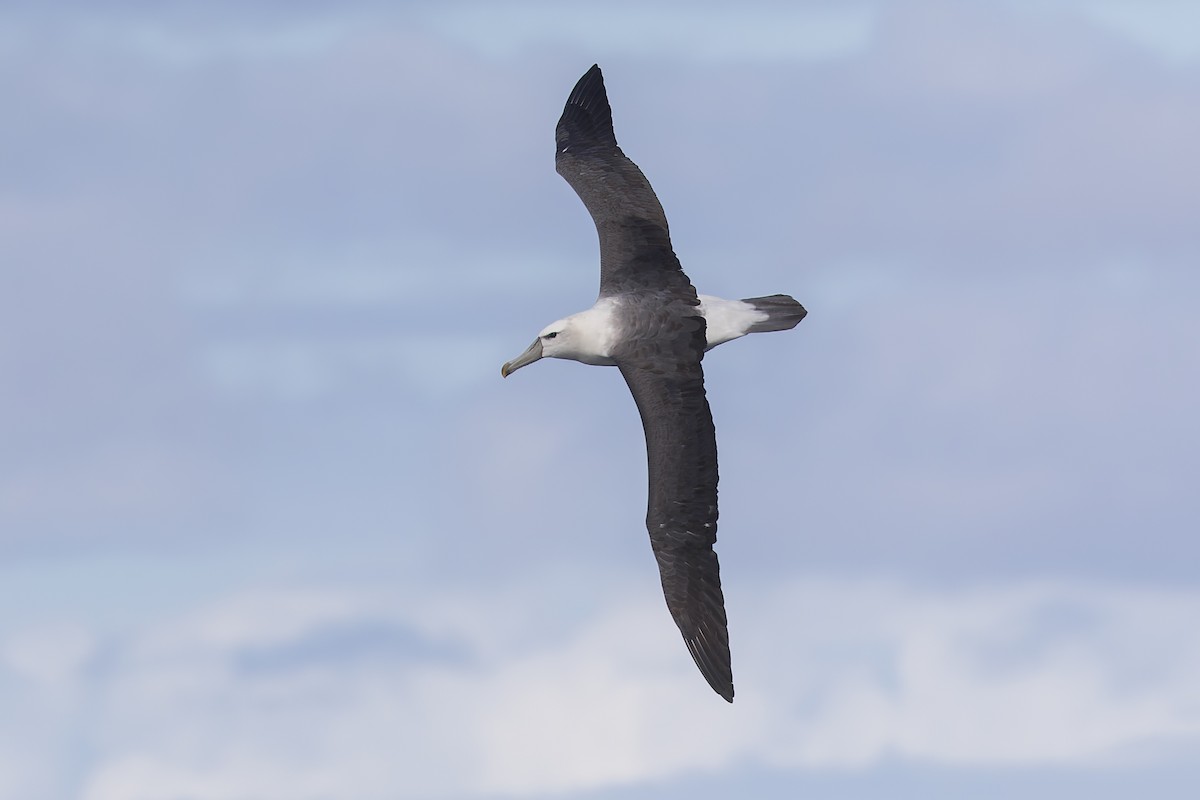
617, 343, 734, 703
555, 65, 692, 298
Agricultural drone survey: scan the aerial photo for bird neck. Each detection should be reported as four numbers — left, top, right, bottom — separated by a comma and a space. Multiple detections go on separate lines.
562, 298, 621, 366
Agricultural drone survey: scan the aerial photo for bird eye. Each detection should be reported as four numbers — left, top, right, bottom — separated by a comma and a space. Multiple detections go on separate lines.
544, 332, 558, 339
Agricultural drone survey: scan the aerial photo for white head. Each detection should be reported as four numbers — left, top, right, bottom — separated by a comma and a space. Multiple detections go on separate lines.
501, 303, 618, 377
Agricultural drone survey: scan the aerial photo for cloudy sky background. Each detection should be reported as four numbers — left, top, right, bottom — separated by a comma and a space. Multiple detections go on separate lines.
3, 1, 1199, 797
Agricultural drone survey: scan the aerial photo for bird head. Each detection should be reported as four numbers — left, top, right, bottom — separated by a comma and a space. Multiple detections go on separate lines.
500, 319, 571, 377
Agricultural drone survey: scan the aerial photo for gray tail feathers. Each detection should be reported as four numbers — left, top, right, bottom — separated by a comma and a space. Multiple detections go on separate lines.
740, 294, 807, 333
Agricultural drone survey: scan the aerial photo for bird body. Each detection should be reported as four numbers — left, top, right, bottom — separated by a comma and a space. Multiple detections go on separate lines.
502, 65, 805, 702
503, 293, 803, 374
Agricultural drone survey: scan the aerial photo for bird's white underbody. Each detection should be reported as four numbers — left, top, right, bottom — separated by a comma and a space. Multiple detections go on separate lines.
510, 294, 770, 373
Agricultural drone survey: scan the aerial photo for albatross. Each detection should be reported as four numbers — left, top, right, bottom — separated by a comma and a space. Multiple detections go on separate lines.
502, 65, 806, 702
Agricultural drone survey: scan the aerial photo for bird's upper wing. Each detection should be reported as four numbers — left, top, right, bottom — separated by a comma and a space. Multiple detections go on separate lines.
615, 311, 733, 702
555, 65, 694, 299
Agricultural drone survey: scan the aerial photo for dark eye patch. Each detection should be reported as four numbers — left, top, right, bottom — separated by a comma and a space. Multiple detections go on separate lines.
544, 332, 558, 339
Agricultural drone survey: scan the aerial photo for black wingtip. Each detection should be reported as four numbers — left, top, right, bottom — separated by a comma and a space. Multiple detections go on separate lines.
556, 64, 616, 154
685, 632, 735, 703
571, 64, 604, 99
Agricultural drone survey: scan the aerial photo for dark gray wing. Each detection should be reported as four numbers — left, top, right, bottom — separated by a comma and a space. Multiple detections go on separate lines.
555, 65, 695, 299
615, 310, 734, 702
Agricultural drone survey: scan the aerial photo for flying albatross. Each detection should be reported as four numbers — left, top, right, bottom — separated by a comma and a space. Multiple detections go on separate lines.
502, 65, 806, 702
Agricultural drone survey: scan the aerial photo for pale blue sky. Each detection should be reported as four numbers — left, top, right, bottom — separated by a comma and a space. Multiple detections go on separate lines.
2, 2, 1199, 798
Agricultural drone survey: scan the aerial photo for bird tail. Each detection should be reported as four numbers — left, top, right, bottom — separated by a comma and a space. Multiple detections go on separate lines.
739, 294, 807, 333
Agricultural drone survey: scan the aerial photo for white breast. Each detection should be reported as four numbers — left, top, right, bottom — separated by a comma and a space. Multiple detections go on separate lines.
565, 297, 621, 365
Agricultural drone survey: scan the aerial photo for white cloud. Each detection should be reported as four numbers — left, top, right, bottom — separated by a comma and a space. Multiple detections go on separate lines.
2, 577, 1191, 799
1, 624, 94, 691
1080, 0, 1200, 62
747, 580, 1200, 768
421, 2, 877, 62
1, 6, 361, 64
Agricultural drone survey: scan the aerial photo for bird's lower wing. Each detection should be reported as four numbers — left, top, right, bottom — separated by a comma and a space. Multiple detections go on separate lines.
618, 360, 733, 702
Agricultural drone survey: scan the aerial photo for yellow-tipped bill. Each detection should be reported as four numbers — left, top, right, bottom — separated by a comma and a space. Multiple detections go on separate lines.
501, 339, 543, 378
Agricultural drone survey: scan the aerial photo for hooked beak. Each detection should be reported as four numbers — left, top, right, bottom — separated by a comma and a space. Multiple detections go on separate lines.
501, 339, 543, 378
